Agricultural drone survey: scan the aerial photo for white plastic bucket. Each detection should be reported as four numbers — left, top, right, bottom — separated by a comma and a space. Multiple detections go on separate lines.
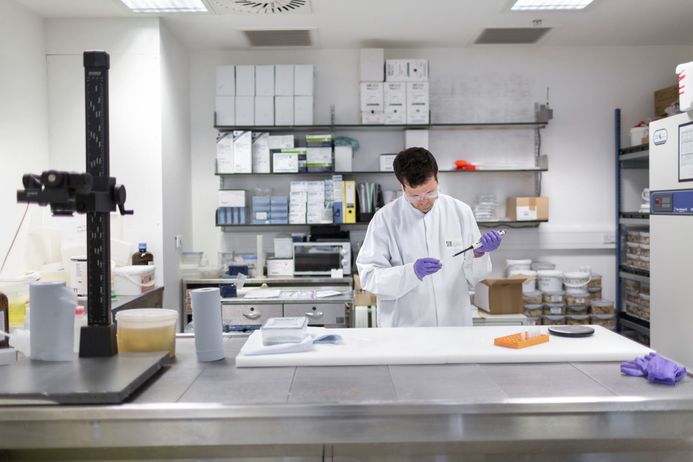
676, 61, 693, 112
537, 270, 563, 292
563, 271, 591, 289
114, 266, 156, 296
508, 269, 537, 293
531, 261, 555, 271
505, 259, 532, 277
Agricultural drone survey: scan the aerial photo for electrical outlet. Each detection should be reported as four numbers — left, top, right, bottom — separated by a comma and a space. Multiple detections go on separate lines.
602, 233, 616, 245
174, 235, 183, 250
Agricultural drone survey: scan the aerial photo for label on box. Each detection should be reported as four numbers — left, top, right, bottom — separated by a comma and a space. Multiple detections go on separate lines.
516, 206, 538, 220
273, 152, 299, 173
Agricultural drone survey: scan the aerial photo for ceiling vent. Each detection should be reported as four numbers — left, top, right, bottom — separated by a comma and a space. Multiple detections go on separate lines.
242, 28, 315, 46
206, 0, 311, 14
474, 27, 551, 44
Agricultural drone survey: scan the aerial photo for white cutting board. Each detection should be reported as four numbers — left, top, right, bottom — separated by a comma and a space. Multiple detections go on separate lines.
235, 326, 652, 368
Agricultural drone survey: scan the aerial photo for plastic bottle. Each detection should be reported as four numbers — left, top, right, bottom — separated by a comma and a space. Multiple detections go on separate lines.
74, 305, 87, 353
132, 243, 154, 266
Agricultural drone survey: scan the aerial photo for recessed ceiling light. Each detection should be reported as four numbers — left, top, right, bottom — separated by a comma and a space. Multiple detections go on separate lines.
511, 0, 594, 10
120, 0, 208, 13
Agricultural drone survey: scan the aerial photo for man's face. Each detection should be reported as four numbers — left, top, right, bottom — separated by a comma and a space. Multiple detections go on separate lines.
402, 176, 439, 213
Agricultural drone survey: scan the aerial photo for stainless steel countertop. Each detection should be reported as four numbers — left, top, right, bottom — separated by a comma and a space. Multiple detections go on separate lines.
224, 286, 354, 304
2, 335, 693, 460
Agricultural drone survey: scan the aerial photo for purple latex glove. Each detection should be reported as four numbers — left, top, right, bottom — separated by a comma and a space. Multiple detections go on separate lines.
647, 354, 687, 385
621, 352, 687, 385
476, 230, 503, 254
413, 258, 442, 280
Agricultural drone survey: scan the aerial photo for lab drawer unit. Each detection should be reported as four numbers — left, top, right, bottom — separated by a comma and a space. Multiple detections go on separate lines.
222, 304, 282, 326
284, 303, 347, 327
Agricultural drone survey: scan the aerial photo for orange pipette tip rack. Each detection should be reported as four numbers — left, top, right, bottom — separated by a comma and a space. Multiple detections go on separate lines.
494, 332, 550, 349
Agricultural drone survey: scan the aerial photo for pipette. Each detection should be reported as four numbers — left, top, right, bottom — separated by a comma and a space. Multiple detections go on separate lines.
453, 229, 506, 257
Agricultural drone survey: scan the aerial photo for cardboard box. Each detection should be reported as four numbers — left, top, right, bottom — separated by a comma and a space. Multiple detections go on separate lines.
235, 96, 254, 126
360, 48, 384, 82
275, 96, 294, 125
275, 65, 294, 96
385, 105, 406, 125
215, 96, 235, 125
254, 96, 274, 126
354, 274, 377, 306
294, 96, 314, 125
216, 65, 235, 95
361, 111, 385, 125
655, 84, 678, 117
360, 82, 384, 112
294, 64, 314, 96
255, 64, 275, 96
235, 65, 255, 96
506, 197, 549, 221
384, 82, 406, 106
473, 278, 525, 314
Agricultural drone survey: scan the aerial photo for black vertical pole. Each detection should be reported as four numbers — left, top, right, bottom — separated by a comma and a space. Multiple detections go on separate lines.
80, 51, 118, 357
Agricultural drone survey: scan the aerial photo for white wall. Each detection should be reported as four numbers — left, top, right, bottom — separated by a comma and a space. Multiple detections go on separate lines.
190, 46, 693, 301
44, 18, 165, 287
160, 22, 192, 312
0, 1, 49, 277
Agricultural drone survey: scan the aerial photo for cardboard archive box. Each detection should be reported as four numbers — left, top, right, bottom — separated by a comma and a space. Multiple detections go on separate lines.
506, 197, 549, 221
354, 274, 377, 306
473, 278, 525, 314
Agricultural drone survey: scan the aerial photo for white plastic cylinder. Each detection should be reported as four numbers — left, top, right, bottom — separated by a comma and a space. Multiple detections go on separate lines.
191, 288, 225, 362
29, 281, 76, 361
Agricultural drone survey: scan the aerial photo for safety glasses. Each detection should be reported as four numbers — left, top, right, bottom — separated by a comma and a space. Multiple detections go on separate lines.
404, 189, 439, 203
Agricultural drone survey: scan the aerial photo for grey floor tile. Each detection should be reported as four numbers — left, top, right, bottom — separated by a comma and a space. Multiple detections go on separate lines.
572, 361, 693, 398
289, 366, 397, 404
389, 364, 507, 403
479, 363, 615, 399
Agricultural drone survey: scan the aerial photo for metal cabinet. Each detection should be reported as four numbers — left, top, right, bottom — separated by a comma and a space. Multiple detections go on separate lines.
284, 303, 347, 327
222, 304, 283, 326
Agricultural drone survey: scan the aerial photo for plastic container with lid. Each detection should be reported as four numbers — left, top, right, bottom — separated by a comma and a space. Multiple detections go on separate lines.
0, 272, 40, 330
626, 231, 639, 242
639, 231, 650, 244
505, 259, 532, 276
639, 283, 650, 295
591, 299, 615, 314
625, 254, 639, 267
587, 274, 602, 289
525, 316, 541, 326
588, 287, 602, 299
639, 293, 650, 309
625, 300, 649, 320
624, 289, 640, 304
626, 242, 641, 255
544, 303, 565, 315
537, 270, 563, 292
563, 271, 591, 289
261, 317, 309, 345
590, 314, 616, 329
639, 244, 650, 257
566, 304, 589, 315
523, 304, 544, 317
639, 255, 650, 269
566, 314, 590, 325
509, 269, 537, 293
543, 314, 566, 325
531, 261, 555, 271
623, 279, 640, 291
564, 288, 590, 305
542, 290, 564, 303
115, 308, 178, 358
523, 290, 543, 304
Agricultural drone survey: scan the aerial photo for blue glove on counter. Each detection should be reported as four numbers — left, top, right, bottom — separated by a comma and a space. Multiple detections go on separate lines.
413, 258, 442, 280
476, 230, 503, 254
621, 352, 687, 385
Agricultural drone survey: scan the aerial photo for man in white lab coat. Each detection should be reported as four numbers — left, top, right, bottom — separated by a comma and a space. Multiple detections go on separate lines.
356, 147, 503, 327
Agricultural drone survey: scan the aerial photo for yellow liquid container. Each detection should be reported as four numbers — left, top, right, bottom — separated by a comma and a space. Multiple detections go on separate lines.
0, 273, 39, 330
115, 308, 178, 358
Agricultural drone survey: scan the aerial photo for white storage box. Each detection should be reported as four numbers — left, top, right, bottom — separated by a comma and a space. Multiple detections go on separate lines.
275, 96, 294, 125
235, 96, 254, 126
362, 111, 385, 125
255, 65, 275, 96
360, 48, 384, 82
630, 126, 648, 146
385, 105, 406, 125
384, 82, 406, 106
379, 153, 397, 171
215, 96, 235, 125
114, 266, 155, 296
261, 317, 308, 345
676, 61, 693, 112
254, 96, 274, 126
275, 65, 294, 96
405, 129, 429, 149
235, 65, 255, 96
294, 96, 314, 125
360, 82, 384, 112
216, 65, 235, 95
294, 65, 314, 96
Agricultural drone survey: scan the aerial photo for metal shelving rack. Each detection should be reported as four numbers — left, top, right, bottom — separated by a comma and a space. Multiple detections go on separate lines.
215, 108, 552, 230
615, 108, 650, 345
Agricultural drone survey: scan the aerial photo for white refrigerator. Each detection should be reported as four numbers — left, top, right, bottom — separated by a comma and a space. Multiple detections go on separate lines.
649, 111, 693, 369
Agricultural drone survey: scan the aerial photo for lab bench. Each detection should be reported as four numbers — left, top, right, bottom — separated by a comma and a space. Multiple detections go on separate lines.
1, 335, 693, 461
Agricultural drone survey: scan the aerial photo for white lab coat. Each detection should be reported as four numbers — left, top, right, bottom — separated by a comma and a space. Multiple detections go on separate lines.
356, 193, 491, 327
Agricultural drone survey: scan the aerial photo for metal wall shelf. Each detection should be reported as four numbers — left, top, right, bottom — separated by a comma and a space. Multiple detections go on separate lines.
619, 270, 650, 283
216, 167, 549, 176
619, 265, 650, 278
215, 219, 548, 230
214, 122, 548, 132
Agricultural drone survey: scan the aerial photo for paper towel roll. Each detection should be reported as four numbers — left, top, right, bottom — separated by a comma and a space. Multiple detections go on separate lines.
191, 287, 225, 362
30, 281, 76, 361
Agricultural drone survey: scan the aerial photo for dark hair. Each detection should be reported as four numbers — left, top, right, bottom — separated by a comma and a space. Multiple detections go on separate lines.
393, 147, 438, 187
